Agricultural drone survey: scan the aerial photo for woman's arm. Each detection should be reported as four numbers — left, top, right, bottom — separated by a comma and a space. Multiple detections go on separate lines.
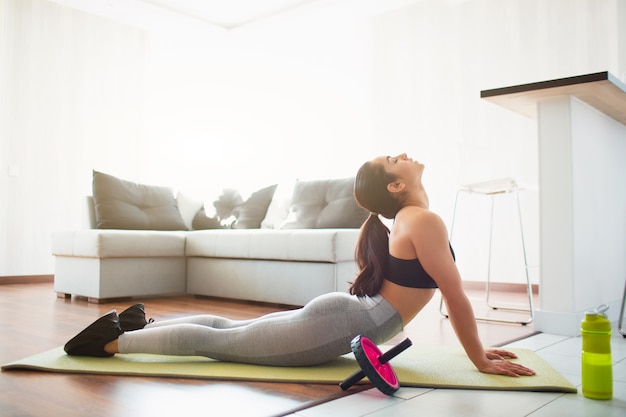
409, 210, 535, 377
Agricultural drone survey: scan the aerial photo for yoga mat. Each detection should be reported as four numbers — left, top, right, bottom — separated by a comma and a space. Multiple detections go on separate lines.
2, 346, 576, 393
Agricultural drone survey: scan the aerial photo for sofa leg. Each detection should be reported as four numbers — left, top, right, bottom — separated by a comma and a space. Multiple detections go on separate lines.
87, 296, 132, 304
55, 292, 129, 304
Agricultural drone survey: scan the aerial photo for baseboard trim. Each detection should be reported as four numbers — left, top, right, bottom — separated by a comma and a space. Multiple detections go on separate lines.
534, 298, 623, 336
462, 281, 539, 295
0, 274, 54, 285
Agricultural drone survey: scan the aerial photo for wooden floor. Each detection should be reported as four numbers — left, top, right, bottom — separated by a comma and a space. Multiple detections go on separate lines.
0, 282, 537, 417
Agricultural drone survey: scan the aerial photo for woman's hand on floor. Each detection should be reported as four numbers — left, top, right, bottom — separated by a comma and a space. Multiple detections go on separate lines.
478, 349, 536, 377
485, 348, 518, 360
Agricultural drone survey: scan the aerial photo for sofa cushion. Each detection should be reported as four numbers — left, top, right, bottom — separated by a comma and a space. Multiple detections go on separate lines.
52, 229, 186, 258
92, 170, 187, 230
280, 178, 368, 229
185, 229, 359, 263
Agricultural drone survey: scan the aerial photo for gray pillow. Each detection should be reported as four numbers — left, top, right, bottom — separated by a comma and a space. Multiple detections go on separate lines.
232, 184, 278, 229
281, 178, 368, 229
92, 170, 187, 230
191, 207, 224, 230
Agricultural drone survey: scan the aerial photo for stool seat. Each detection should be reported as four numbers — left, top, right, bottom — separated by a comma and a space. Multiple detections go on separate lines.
460, 178, 517, 195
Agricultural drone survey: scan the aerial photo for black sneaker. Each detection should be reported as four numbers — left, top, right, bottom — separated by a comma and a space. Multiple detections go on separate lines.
64, 310, 123, 357
119, 303, 154, 331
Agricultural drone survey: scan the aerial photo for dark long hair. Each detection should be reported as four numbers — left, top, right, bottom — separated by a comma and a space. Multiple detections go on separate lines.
350, 161, 403, 297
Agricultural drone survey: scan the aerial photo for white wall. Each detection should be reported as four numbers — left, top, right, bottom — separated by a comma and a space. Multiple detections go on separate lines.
139, 1, 377, 198
1, 0, 624, 283
368, 0, 625, 287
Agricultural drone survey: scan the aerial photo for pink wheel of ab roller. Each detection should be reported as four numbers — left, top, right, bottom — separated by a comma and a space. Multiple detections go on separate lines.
339, 335, 412, 395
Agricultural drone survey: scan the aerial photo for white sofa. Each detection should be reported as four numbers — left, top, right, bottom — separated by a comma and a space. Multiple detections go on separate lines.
52, 172, 365, 305
53, 228, 359, 305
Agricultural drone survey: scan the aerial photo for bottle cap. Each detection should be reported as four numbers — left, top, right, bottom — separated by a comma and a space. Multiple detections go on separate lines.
585, 304, 609, 318
582, 304, 611, 332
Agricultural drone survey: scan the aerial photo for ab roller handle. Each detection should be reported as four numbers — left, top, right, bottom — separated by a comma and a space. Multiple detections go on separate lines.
340, 335, 413, 395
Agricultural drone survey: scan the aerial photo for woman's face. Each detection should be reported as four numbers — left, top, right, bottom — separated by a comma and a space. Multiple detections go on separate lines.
373, 153, 424, 184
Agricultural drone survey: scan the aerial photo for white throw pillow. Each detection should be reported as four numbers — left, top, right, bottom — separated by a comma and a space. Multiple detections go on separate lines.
176, 191, 204, 230
260, 181, 295, 229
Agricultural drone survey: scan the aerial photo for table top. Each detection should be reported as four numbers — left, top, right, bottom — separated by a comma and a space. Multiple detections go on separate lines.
481, 72, 626, 125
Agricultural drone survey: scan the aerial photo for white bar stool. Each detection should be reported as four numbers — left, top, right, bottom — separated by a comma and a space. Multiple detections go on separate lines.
439, 178, 534, 325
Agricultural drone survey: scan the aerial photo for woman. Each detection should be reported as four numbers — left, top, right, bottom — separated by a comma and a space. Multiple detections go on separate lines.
65, 153, 534, 377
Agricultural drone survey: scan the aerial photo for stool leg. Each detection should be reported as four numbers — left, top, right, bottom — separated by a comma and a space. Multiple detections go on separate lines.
485, 194, 496, 307
617, 278, 626, 337
439, 189, 461, 318
481, 185, 533, 324
449, 189, 461, 240
515, 184, 535, 322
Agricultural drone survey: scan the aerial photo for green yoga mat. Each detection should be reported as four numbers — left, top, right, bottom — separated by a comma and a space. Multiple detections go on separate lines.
2, 345, 576, 393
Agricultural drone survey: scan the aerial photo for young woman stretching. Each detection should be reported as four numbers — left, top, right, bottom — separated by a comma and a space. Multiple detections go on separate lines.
65, 153, 535, 377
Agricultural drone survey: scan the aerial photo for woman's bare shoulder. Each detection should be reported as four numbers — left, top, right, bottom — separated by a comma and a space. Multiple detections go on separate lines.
398, 206, 444, 228
396, 207, 448, 247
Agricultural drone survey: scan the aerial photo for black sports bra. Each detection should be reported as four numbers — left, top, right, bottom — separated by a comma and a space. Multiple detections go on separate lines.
385, 245, 455, 289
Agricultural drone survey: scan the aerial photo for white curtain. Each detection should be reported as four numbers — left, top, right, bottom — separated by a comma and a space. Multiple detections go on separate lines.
0, 0, 145, 275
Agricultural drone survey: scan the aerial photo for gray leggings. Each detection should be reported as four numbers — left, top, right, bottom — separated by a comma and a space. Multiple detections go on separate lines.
118, 292, 403, 366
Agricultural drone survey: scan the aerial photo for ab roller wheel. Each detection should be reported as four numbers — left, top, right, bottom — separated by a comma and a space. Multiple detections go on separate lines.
339, 335, 412, 395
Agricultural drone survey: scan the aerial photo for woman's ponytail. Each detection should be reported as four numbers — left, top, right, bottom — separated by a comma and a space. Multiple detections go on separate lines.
349, 213, 389, 296
350, 161, 402, 297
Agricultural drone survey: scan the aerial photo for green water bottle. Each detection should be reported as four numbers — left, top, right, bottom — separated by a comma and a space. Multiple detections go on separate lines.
581, 304, 613, 400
